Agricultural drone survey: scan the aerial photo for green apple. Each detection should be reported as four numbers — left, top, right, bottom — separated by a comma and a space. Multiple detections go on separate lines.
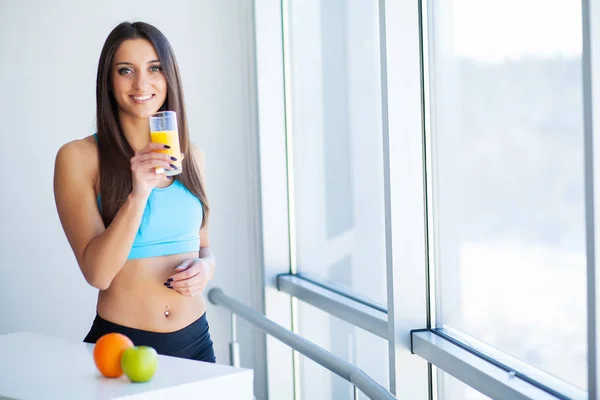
120, 346, 159, 383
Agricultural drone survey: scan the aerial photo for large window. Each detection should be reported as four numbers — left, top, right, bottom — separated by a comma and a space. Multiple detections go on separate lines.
426, 0, 587, 393
257, 0, 594, 398
286, 0, 387, 307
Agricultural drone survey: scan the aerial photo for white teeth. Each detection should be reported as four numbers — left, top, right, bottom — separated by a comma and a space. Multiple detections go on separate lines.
132, 94, 152, 101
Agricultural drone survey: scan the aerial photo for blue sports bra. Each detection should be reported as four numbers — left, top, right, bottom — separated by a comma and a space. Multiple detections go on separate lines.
94, 134, 203, 259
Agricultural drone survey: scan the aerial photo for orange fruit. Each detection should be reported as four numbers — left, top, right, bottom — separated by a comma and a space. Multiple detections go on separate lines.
93, 333, 134, 378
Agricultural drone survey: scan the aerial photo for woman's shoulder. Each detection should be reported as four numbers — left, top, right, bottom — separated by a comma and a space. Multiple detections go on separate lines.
55, 135, 100, 180
57, 134, 98, 159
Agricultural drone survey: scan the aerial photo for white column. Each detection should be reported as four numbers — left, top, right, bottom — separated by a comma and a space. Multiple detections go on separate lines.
381, 0, 430, 397
254, 1, 295, 399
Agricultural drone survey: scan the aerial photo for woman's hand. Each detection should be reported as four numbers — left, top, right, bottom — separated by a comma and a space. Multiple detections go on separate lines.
164, 258, 211, 297
130, 143, 178, 199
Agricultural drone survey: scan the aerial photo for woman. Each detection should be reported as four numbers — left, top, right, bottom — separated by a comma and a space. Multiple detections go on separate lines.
53, 21, 216, 363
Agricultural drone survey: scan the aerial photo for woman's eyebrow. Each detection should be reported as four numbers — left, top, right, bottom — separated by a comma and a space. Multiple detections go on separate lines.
115, 60, 160, 66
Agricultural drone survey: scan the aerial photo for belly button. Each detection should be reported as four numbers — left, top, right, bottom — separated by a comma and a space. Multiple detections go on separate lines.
164, 305, 170, 317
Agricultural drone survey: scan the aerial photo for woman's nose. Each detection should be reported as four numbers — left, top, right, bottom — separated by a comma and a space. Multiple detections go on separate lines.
132, 71, 148, 90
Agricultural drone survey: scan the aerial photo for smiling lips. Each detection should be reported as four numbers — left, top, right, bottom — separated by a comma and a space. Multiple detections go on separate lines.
130, 94, 155, 103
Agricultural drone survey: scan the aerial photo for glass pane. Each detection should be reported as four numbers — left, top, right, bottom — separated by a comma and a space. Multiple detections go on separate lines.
287, 0, 387, 306
438, 370, 491, 400
297, 301, 389, 400
427, 0, 587, 390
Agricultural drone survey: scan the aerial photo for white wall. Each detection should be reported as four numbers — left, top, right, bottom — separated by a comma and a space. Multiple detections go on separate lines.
0, 1, 266, 398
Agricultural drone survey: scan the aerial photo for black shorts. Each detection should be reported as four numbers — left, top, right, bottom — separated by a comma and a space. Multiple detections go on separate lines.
83, 312, 216, 363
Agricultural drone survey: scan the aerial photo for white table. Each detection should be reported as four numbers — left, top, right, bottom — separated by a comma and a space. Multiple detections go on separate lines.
0, 332, 253, 399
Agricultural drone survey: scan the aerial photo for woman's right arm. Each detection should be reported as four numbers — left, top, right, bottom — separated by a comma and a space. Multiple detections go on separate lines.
53, 139, 173, 290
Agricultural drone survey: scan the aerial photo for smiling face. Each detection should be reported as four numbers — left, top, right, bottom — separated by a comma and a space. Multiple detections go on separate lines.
111, 38, 167, 120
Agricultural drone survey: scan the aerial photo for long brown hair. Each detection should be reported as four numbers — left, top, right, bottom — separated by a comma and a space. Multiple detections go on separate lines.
96, 21, 209, 228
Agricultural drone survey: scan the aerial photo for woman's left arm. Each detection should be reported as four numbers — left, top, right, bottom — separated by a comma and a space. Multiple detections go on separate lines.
166, 249, 214, 297
198, 227, 216, 281
166, 145, 215, 296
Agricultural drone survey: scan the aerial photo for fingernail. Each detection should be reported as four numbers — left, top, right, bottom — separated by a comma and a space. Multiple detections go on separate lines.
164, 145, 171, 149
163, 282, 172, 288
170, 156, 178, 161
169, 164, 178, 169
167, 278, 173, 282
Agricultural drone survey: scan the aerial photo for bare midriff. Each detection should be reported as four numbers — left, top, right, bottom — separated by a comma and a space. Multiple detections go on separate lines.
96, 251, 205, 332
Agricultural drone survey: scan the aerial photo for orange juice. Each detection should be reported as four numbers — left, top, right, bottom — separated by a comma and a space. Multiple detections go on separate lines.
151, 130, 182, 176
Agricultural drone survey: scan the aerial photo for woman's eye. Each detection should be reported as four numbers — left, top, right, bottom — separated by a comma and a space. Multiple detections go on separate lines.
149, 65, 162, 72
118, 67, 133, 75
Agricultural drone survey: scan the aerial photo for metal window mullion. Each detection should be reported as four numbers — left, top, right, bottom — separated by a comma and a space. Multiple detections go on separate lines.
278, 0, 302, 398
583, 0, 600, 397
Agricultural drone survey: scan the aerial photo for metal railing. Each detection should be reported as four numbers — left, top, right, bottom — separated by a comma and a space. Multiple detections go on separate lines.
208, 287, 397, 400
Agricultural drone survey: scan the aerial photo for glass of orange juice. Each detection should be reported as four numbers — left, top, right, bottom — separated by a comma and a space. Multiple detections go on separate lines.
149, 111, 182, 176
